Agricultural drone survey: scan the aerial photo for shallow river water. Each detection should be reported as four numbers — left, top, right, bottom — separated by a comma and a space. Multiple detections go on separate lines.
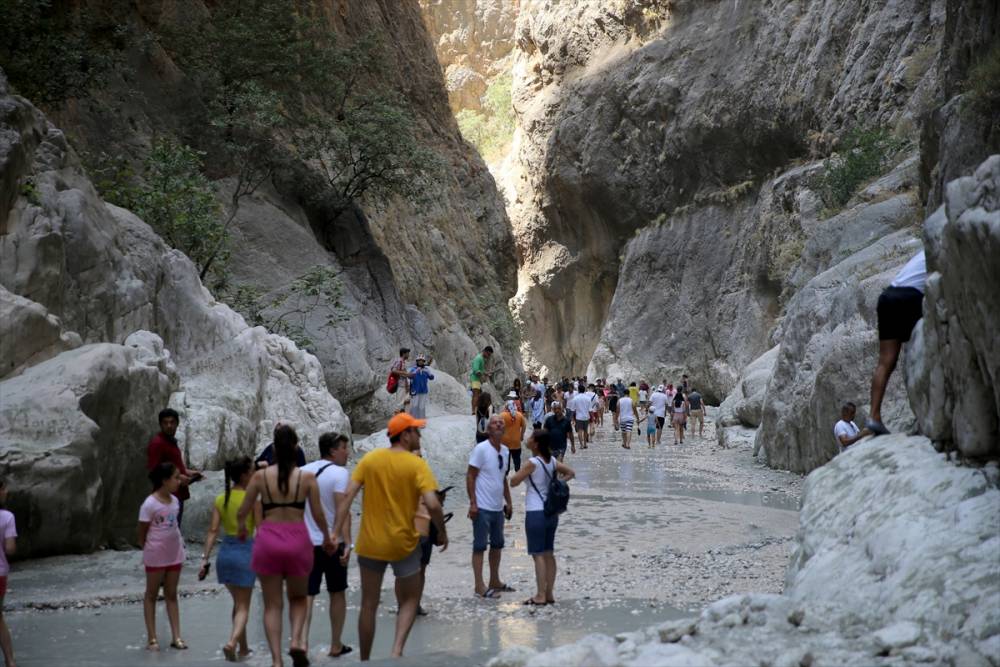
10, 414, 800, 665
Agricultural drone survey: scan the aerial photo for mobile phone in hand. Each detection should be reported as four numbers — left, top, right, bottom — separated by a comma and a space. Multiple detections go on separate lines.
198, 563, 211, 581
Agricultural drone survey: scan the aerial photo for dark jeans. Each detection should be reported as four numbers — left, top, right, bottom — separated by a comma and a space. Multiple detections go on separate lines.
507, 449, 522, 473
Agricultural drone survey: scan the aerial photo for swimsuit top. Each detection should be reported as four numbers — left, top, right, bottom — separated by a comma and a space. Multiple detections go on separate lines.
261, 469, 305, 514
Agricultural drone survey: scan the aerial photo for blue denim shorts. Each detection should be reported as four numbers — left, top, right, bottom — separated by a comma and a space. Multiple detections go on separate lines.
217, 536, 256, 588
472, 509, 505, 552
525, 510, 558, 555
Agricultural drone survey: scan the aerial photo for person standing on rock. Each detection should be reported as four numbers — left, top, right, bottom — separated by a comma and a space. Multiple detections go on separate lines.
868, 250, 927, 436
687, 388, 706, 438
331, 413, 448, 661
199, 457, 260, 662
467, 415, 514, 598
139, 462, 188, 651
0, 478, 17, 667
407, 354, 435, 420
298, 433, 353, 659
648, 386, 670, 446
834, 402, 871, 452
617, 391, 637, 449
543, 401, 575, 460
390, 348, 414, 414
146, 408, 203, 526
237, 425, 335, 667
501, 393, 527, 473
469, 345, 494, 415
509, 430, 576, 606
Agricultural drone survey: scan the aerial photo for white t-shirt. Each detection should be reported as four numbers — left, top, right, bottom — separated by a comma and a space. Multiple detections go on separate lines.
525, 456, 556, 512
618, 396, 635, 422
565, 390, 576, 407
638, 389, 648, 402
469, 441, 509, 511
649, 391, 669, 417
834, 420, 860, 450
532, 382, 545, 396
302, 460, 350, 546
571, 393, 592, 420
891, 251, 927, 293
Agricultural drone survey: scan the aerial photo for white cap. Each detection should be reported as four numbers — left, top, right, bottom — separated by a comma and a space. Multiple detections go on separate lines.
550, 400, 562, 408
507, 390, 518, 398
657, 385, 665, 392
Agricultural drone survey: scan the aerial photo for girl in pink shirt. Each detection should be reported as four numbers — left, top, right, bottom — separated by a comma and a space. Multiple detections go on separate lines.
139, 463, 187, 651
0, 477, 17, 667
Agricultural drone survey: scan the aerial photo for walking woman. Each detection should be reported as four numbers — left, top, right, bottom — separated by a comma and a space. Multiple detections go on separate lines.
200, 457, 261, 662
672, 389, 690, 445
238, 425, 335, 667
509, 430, 575, 606
139, 463, 187, 651
0, 478, 17, 667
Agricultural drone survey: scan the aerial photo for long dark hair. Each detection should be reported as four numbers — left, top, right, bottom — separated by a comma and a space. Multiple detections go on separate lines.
273, 424, 299, 494
532, 429, 553, 463
476, 391, 492, 415
674, 390, 686, 408
223, 456, 253, 508
149, 462, 176, 491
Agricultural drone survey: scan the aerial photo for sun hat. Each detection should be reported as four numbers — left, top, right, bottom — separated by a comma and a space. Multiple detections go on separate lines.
388, 412, 426, 437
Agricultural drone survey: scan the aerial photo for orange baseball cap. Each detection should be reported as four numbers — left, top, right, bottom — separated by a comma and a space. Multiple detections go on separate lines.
387, 412, 427, 437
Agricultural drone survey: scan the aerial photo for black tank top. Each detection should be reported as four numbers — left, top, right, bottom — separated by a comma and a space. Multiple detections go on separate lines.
261, 470, 305, 514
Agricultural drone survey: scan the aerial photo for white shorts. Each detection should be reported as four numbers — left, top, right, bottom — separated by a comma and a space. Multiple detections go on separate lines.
409, 393, 428, 419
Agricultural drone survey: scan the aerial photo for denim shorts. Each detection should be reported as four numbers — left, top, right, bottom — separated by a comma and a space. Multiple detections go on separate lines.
472, 509, 505, 552
217, 536, 256, 588
525, 511, 558, 555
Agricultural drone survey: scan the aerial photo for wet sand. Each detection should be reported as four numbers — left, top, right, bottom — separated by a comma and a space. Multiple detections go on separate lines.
9, 410, 801, 665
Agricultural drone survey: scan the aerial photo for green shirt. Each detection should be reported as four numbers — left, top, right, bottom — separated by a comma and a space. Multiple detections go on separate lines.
470, 353, 485, 382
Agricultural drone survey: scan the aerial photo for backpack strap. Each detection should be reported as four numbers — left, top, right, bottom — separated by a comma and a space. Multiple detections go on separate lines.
315, 462, 336, 479
527, 457, 546, 502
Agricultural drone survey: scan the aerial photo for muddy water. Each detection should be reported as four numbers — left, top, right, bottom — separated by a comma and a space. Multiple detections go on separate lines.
10, 415, 799, 665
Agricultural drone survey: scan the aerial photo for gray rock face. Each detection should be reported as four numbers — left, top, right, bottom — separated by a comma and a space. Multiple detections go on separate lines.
757, 230, 920, 473
0, 75, 350, 555
509, 0, 945, 375
490, 435, 1000, 666
907, 155, 1000, 458
0, 341, 177, 556
718, 346, 779, 429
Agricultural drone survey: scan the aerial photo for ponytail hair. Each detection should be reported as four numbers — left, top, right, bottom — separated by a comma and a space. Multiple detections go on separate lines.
532, 429, 553, 463
273, 424, 299, 494
149, 462, 176, 490
223, 456, 253, 507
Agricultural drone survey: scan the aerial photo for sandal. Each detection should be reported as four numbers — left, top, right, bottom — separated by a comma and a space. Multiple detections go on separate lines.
498, 583, 516, 592
169, 639, 188, 650
147, 638, 159, 651
478, 587, 501, 599
223, 643, 237, 662
289, 646, 310, 667
329, 645, 353, 657
522, 598, 545, 606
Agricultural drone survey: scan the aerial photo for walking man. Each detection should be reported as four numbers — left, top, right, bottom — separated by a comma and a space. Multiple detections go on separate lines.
467, 415, 513, 598
408, 355, 435, 420
571, 383, 591, 449
501, 395, 527, 472
146, 408, 202, 525
298, 433, 352, 658
331, 414, 448, 661
543, 401, 575, 460
617, 391, 637, 449
648, 385, 669, 446
868, 251, 926, 435
687, 387, 705, 438
470, 346, 494, 415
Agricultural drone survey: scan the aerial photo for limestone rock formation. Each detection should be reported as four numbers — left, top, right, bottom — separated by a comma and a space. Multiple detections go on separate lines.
717, 346, 779, 429
756, 230, 920, 473
490, 435, 1000, 666
355, 414, 475, 471
0, 74, 350, 555
509, 0, 946, 378
0, 341, 177, 556
907, 155, 1000, 459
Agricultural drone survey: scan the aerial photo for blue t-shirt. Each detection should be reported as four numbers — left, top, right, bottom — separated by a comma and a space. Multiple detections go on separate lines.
409, 366, 435, 395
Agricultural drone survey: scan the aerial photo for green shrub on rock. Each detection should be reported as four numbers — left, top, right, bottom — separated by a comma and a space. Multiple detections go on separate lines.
816, 128, 906, 210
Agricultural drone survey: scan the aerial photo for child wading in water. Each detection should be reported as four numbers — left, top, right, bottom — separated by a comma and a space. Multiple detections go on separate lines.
0, 478, 17, 667
139, 462, 187, 651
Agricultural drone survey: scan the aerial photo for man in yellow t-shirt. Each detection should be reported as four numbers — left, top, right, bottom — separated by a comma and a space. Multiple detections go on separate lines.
332, 413, 448, 661
500, 394, 527, 472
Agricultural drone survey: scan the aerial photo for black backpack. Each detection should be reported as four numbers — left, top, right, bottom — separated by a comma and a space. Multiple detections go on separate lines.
528, 457, 570, 516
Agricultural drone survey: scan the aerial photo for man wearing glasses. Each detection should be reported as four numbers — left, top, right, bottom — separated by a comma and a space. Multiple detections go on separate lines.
467, 415, 514, 598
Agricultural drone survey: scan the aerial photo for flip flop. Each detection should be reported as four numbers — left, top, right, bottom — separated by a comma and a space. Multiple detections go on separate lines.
329, 645, 353, 657
222, 644, 237, 662
289, 647, 310, 667
169, 639, 188, 650
866, 419, 890, 436
523, 598, 545, 605
498, 583, 516, 592
478, 588, 501, 599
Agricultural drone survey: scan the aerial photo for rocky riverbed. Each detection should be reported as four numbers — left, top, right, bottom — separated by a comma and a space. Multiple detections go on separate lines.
8, 409, 801, 664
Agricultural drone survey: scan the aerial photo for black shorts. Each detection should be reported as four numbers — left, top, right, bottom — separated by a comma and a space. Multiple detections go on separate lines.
655, 416, 666, 429
420, 536, 433, 567
308, 545, 348, 596
877, 286, 924, 342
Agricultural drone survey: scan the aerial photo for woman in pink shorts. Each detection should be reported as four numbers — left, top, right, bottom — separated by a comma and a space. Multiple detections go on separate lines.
238, 425, 335, 667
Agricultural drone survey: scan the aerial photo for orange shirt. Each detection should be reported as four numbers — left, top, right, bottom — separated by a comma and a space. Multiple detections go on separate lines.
501, 410, 526, 450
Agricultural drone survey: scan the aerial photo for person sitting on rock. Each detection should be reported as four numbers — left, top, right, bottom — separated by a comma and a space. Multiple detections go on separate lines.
146, 408, 202, 526
867, 250, 927, 435
834, 402, 870, 452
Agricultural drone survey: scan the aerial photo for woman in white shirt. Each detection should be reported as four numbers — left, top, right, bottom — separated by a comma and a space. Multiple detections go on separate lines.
510, 430, 575, 606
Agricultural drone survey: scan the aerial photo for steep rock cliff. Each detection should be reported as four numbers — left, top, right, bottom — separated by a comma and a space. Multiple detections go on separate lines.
508, 0, 946, 380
